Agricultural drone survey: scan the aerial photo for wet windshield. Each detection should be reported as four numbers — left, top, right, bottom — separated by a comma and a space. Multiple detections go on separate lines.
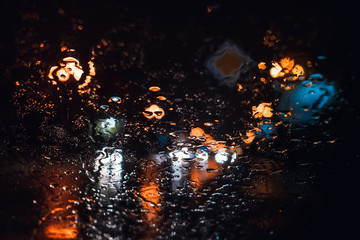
0, 1, 358, 240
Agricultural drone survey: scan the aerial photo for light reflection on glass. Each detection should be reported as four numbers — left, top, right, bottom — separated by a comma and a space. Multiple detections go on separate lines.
46, 52, 99, 99
89, 116, 123, 142
109, 96, 121, 103
195, 147, 209, 166
169, 147, 194, 189
139, 183, 162, 223
269, 57, 305, 81
82, 146, 125, 238
190, 149, 221, 189
93, 147, 123, 191
252, 103, 273, 119
257, 119, 277, 140
48, 57, 84, 82
263, 30, 279, 47
258, 62, 267, 70
143, 104, 165, 120
136, 156, 164, 238
289, 64, 305, 81
149, 86, 161, 92
33, 163, 81, 240
190, 127, 226, 152
88, 60, 96, 76
242, 129, 257, 145
45, 224, 78, 239
206, 42, 252, 86
270, 62, 285, 78
6, 6, 345, 239
169, 128, 241, 191
248, 158, 284, 199
214, 149, 229, 164
191, 146, 237, 189
277, 75, 336, 124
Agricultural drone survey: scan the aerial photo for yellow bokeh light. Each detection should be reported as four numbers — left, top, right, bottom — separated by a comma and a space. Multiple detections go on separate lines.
252, 103, 273, 118
289, 64, 305, 81
258, 62, 266, 70
270, 62, 285, 78
269, 57, 304, 80
149, 86, 161, 92
143, 104, 165, 120
48, 57, 84, 82
88, 61, 96, 76
279, 57, 294, 71
242, 129, 257, 144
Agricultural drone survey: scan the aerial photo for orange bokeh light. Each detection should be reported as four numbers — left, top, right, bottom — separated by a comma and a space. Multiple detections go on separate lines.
48, 57, 84, 82
270, 57, 305, 80
214, 50, 242, 76
252, 103, 273, 118
258, 62, 267, 70
45, 225, 78, 239
143, 104, 165, 120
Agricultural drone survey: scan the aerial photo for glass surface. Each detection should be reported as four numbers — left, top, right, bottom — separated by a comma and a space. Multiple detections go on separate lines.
0, 2, 358, 240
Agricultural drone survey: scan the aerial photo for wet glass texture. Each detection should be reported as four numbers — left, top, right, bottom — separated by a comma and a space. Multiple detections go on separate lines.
0, 2, 358, 240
